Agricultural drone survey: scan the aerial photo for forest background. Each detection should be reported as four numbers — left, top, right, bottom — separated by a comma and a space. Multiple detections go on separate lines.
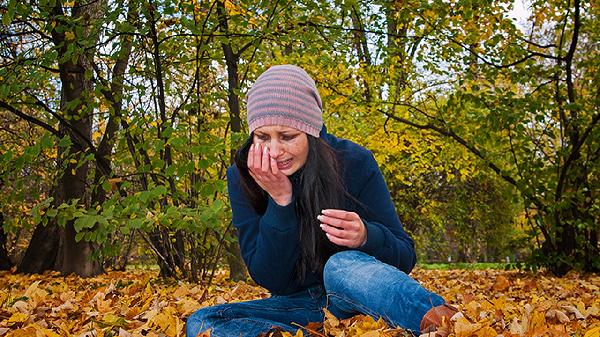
0, 0, 598, 284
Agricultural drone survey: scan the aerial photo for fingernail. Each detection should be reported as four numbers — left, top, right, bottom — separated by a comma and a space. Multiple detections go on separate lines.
263, 146, 268, 154
317, 215, 324, 221
320, 224, 325, 229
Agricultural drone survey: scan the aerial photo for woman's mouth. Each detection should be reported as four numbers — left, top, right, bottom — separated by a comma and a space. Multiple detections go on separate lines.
277, 158, 293, 170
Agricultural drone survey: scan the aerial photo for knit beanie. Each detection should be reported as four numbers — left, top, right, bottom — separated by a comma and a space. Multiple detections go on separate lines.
246, 65, 323, 138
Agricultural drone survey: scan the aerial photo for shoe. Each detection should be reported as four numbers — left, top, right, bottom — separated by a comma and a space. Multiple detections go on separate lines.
420, 303, 458, 335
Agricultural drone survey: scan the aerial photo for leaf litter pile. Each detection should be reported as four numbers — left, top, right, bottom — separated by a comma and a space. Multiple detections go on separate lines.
1, 268, 599, 337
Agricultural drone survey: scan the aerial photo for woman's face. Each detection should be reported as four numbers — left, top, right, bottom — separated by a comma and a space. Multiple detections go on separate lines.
252, 125, 309, 176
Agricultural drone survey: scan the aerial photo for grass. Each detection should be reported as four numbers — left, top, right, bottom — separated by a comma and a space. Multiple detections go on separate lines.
417, 262, 512, 270
125, 262, 514, 272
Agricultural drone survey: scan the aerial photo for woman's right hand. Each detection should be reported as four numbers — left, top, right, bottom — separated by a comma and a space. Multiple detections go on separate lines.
247, 143, 293, 206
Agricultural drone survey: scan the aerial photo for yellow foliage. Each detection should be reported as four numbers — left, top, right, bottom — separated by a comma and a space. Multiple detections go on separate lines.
223, 0, 246, 16
0, 269, 598, 336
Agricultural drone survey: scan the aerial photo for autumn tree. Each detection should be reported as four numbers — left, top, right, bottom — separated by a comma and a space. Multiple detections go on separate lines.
1, 0, 234, 280
381, 0, 599, 273
3, 0, 594, 279
1, 0, 112, 276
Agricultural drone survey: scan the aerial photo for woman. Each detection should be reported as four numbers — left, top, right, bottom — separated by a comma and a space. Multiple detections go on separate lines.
186, 65, 456, 337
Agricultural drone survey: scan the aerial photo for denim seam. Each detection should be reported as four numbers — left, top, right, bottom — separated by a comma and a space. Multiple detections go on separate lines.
326, 292, 395, 327
220, 305, 322, 316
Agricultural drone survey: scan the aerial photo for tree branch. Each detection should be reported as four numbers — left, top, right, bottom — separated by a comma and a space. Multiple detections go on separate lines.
0, 101, 63, 139
449, 37, 561, 69
381, 109, 548, 214
27, 93, 98, 155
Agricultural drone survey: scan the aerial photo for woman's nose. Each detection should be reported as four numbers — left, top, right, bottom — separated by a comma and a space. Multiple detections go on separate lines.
269, 141, 283, 158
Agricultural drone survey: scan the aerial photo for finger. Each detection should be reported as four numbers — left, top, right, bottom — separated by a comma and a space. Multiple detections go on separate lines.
261, 145, 270, 173
247, 143, 254, 169
318, 214, 352, 230
320, 223, 351, 239
324, 233, 354, 247
248, 170, 257, 180
270, 156, 279, 176
253, 143, 262, 170
321, 209, 360, 221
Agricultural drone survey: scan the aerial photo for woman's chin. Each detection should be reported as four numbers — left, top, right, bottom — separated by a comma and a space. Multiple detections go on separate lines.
279, 166, 299, 176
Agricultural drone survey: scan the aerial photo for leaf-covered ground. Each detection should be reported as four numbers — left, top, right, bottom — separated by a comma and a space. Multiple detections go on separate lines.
1, 268, 599, 337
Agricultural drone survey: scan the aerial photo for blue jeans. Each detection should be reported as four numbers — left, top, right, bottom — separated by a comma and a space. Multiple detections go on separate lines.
186, 251, 444, 337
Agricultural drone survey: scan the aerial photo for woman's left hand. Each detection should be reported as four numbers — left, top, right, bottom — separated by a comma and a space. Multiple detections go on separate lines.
318, 209, 367, 248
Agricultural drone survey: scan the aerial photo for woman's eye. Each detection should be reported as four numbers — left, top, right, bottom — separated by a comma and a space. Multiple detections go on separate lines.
256, 134, 269, 141
282, 134, 297, 141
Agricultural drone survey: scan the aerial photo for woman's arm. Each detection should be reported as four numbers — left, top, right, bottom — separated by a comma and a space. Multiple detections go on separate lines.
353, 152, 417, 274
227, 166, 302, 294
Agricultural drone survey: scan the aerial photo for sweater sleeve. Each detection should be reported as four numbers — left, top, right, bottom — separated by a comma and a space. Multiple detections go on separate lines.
353, 152, 417, 274
226, 166, 301, 294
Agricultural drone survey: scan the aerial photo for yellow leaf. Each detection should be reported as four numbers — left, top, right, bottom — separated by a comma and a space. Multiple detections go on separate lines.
24, 280, 48, 304
7, 325, 37, 337
223, 0, 244, 15
475, 326, 497, 337
42, 327, 62, 337
454, 317, 482, 337
7, 312, 29, 325
584, 326, 600, 337
97, 297, 112, 314
92, 130, 102, 142
65, 31, 75, 41
177, 298, 201, 316
330, 96, 345, 107
0, 290, 8, 306
528, 310, 546, 330
150, 307, 182, 336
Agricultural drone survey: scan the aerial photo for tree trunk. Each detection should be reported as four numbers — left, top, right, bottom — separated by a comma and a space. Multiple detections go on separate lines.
0, 213, 14, 270
17, 221, 60, 273
18, 0, 106, 276
217, 0, 247, 281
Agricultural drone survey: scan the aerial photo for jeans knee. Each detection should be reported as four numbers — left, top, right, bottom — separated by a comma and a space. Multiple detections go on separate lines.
186, 305, 222, 337
324, 250, 369, 291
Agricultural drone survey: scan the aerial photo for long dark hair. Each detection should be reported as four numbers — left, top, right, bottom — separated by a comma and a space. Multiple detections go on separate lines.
234, 133, 347, 281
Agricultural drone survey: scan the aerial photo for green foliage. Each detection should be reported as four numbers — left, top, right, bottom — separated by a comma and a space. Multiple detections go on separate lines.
1, 0, 597, 278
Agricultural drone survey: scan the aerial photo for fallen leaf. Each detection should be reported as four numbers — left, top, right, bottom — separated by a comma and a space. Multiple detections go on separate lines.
7, 312, 29, 325
562, 305, 586, 320
0, 268, 598, 337
454, 317, 483, 337
584, 326, 600, 337
492, 275, 510, 292
546, 309, 570, 323
359, 330, 380, 337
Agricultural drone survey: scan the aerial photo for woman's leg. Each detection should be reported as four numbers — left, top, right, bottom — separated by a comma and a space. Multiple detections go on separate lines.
323, 250, 444, 334
186, 285, 326, 337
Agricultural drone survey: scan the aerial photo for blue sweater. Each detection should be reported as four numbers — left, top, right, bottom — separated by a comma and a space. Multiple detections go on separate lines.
226, 127, 416, 295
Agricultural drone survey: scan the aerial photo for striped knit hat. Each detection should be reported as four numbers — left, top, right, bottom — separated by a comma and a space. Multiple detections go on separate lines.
246, 65, 323, 138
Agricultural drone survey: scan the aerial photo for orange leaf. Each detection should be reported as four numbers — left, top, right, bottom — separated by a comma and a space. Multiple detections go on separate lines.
492, 275, 510, 292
